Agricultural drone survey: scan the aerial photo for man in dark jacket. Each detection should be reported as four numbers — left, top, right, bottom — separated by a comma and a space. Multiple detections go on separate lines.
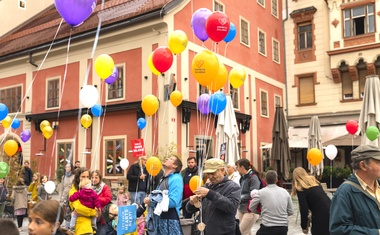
186, 158, 240, 235
330, 144, 380, 235
22, 160, 33, 186
127, 156, 148, 205
181, 156, 198, 218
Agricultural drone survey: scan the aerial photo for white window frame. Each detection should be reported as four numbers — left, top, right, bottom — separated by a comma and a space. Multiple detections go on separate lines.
103, 135, 127, 179
274, 94, 282, 107
55, 139, 75, 177
257, 0, 265, 8
258, 29, 267, 56
260, 89, 269, 118
46, 76, 61, 110
106, 63, 125, 102
213, 0, 225, 12
271, 0, 278, 18
240, 16, 250, 47
272, 38, 280, 63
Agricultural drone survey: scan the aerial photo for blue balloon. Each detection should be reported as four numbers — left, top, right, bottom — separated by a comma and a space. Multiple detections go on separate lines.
223, 22, 236, 43
0, 103, 8, 121
11, 118, 20, 129
91, 104, 103, 117
208, 92, 227, 115
137, 118, 147, 130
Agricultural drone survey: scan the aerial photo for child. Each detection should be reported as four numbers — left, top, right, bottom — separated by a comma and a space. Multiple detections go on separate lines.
28, 172, 40, 203
11, 178, 28, 232
0, 178, 9, 218
28, 200, 73, 235
37, 175, 49, 201
116, 185, 129, 206
69, 178, 101, 231
104, 203, 118, 235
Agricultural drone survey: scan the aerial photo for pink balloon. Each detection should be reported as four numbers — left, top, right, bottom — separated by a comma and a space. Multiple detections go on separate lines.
152, 47, 173, 73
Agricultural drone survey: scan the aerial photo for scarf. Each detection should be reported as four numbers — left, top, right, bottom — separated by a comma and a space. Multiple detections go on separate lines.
65, 171, 72, 177
93, 181, 105, 195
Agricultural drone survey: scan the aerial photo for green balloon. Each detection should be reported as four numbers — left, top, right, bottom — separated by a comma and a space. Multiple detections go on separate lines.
366, 126, 379, 141
0, 162, 9, 178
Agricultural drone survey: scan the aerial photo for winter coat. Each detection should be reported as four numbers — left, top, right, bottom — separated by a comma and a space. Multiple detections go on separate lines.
93, 182, 112, 225
127, 162, 148, 192
239, 170, 261, 213
186, 176, 241, 235
23, 167, 33, 186
69, 185, 97, 235
38, 183, 49, 201
296, 184, 330, 235
28, 182, 39, 202
11, 185, 28, 210
59, 174, 75, 203
330, 174, 380, 235
69, 188, 101, 209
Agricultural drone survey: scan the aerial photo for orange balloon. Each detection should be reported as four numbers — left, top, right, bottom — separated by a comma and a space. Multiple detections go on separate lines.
141, 95, 159, 116
207, 63, 228, 92
170, 91, 183, 107
4, 139, 18, 156
307, 148, 323, 166
43, 126, 54, 139
189, 175, 204, 192
40, 120, 50, 132
146, 157, 162, 176
191, 50, 219, 86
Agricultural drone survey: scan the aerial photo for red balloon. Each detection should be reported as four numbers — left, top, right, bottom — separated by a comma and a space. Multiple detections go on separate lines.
206, 11, 230, 43
152, 47, 173, 73
346, 120, 358, 135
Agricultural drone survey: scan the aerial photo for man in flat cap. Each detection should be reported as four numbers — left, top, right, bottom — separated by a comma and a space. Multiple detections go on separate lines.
330, 144, 380, 235
186, 158, 241, 235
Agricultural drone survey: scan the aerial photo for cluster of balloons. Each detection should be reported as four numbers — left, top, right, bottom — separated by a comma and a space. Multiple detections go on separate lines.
0, 162, 9, 178
146, 156, 162, 176
192, 50, 246, 91
191, 8, 236, 43
40, 120, 54, 139
325, 144, 338, 160
0, 104, 22, 130
54, 0, 96, 27
148, 30, 188, 75
189, 175, 204, 192
197, 92, 227, 115
307, 148, 323, 166
346, 120, 358, 135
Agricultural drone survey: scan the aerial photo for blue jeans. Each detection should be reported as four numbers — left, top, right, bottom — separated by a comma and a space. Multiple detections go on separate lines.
130, 191, 146, 205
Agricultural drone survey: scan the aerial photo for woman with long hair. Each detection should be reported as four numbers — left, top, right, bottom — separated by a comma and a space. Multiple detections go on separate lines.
28, 172, 40, 203
69, 167, 97, 235
11, 177, 28, 232
28, 199, 73, 235
91, 170, 112, 235
291, 167, 331, 235
59, 162, 75, 228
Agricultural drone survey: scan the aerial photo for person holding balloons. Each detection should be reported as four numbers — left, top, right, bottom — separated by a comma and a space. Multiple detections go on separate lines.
180, 156, 198, 218
291, 167, 331, 235
186, 158, 241, 235
127, 156, 149, 205
11, 177, 28, 232
144, 155, 183, 235
330, 144, 380, 235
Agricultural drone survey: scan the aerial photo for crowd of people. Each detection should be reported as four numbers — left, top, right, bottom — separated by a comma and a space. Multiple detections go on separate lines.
0, 143, 379, 235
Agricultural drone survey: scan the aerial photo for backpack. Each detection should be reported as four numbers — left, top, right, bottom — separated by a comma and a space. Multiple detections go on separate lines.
246, 172, 266, 214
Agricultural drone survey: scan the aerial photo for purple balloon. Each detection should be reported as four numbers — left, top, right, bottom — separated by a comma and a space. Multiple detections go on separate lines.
191, 8, 212, 42
105, 66, 119, 85
197, 94, 211, 115
54, 0, 96, 27
20, 130, 31, 142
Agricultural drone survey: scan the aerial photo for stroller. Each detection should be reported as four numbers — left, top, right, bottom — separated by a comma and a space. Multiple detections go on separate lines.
3, 200, 14, 219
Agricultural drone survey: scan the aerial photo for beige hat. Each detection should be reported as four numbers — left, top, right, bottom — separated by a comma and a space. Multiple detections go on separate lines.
351, 144, 380, 162
203, 158, 225, 173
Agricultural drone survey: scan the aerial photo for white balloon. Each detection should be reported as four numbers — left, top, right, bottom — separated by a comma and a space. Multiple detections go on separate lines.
120, 158, 129, 170
44, 180, 56, 194
80, 85, 99, 108
325, 145, 338, 160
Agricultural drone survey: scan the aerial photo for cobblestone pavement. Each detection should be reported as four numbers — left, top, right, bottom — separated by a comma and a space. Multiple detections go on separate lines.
16, 193, 325, 235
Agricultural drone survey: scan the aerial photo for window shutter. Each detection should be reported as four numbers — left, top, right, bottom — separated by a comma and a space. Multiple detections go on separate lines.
299, 76, 314, 104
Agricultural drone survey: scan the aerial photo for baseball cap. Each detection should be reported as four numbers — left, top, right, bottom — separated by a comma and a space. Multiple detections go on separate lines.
203, 158, 225, 173
351, 144, 380, 162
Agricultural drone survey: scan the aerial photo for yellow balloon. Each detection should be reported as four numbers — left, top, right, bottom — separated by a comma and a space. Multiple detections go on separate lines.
229, 66, 247, 89
170, 91, 183, 107
189, 175, 204, 193
141, 94, 159, 116
42, 126, 54, 139
4, 139, 18, 156
95, 54, 115, 79
307, 148, 323, 166
1, 116, 12, 128
191, 50, 219, 86
40, 120, 50, 131
207, 63, 228, 92
148, 52, 160, 76
168, 30, 188, 55
146, 157, 162, 176
81, 114, 93, 129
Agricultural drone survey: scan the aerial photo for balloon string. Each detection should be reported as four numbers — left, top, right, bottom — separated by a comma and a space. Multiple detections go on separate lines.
224, 43, 228, 57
